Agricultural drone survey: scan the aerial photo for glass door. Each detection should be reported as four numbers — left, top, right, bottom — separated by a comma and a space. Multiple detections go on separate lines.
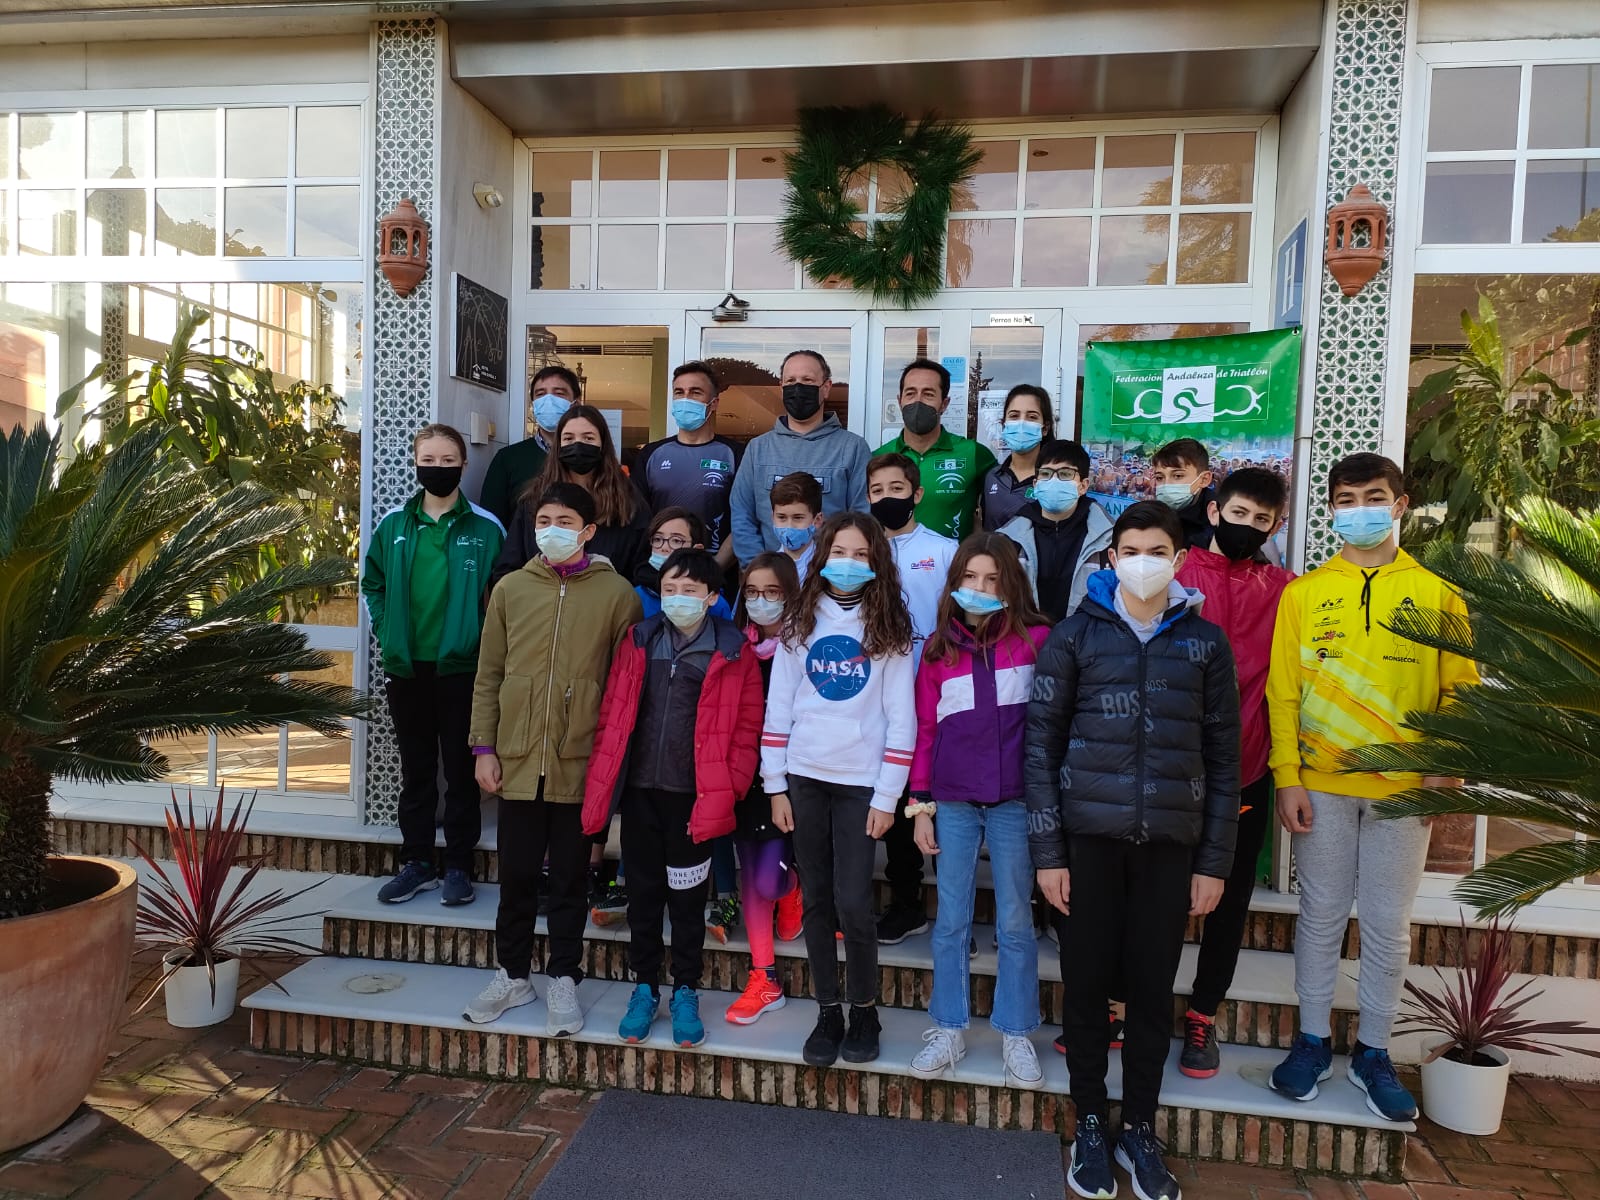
966, 308, 1068, 454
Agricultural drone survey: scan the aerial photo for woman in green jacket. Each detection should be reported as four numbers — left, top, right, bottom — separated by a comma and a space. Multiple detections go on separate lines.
360, 423, 505, 908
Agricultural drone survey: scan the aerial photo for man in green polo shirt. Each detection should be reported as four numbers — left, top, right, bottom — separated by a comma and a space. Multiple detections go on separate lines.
875, 357, 997, 541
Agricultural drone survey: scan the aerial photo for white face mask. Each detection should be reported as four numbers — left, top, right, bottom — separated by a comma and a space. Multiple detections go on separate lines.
1114, 554, 1176, 602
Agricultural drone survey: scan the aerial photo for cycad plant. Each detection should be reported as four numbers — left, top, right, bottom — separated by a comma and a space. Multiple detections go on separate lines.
0, 420, 372, 921
1347, 496, 1600, 915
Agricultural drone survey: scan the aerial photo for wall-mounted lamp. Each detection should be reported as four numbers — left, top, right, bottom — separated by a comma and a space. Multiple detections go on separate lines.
377, 198, 429, 297
472, 182, 504, 210
1324, 184, 1388, 297
712, 292, 751, 323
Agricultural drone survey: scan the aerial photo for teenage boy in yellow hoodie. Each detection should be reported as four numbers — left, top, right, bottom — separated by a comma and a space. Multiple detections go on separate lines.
1266, 453, 1477, 1124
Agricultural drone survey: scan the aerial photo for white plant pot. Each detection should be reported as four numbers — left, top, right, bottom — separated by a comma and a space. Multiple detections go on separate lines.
1419, 1036, 1512, 1135
162, 952, 240, 1028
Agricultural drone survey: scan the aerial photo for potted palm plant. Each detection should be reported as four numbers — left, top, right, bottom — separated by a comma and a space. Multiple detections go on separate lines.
1395, 916, 1600, 1134
129, 789, 325, 1027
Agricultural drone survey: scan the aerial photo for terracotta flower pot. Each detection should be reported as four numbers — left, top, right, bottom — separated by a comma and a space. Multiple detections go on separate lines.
0, 856, 138, 1152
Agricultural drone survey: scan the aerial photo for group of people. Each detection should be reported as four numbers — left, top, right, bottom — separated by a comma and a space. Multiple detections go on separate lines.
360, 351, 1475, 1200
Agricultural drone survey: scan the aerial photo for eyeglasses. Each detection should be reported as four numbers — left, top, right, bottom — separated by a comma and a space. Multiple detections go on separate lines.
650, 534, 692, 552
1035, 467, 1081, 482
742, 587, 787, 603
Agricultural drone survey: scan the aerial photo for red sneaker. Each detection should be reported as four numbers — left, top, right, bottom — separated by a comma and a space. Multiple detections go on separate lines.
725, 970, 786, 1025
776, 887, 804, 942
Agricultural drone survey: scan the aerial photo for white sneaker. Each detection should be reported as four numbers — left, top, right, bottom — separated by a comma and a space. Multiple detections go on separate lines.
463, 967, 534, 1024
1003, 1033, 1043, 1089
546, 975, 584, 1036
909, 1027, 966, 1079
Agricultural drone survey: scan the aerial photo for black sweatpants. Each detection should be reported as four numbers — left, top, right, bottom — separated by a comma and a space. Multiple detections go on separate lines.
788, 775, 879, 1007
621, 788, 710, 990
1062, 837, 1193, 1125
1189, 775, 1272, 1016
384, 664, 480, 872
882, 788, 924, 911
494, 782, 588, 983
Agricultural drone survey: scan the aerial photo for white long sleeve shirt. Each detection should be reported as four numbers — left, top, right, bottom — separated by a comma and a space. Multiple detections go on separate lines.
890, 523, 957, 672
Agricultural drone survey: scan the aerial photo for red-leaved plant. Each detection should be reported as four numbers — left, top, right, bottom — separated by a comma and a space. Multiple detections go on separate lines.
127, 788, 325, 1010
1395, 915, 1600, 1066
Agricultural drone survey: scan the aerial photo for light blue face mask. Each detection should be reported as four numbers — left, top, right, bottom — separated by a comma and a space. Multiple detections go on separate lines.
1034, 477, 1079, 515
1000, 420, 1043, 453
532, 394, 570, 434
1331, 505, 1396, 549
1156, 482, 1197, 510
820, 559, 876, 593
671, 398, 709, 433
776, 524, 815, 551
952, 587, 1006, 616
648, 551, 668, 571
660, 593, 709, 630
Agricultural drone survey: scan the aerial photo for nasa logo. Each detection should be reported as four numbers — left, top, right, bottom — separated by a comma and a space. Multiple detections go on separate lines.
806, 634, 872, 700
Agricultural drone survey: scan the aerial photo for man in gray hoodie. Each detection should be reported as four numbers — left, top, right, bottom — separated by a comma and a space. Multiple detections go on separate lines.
728, 349, 872, 563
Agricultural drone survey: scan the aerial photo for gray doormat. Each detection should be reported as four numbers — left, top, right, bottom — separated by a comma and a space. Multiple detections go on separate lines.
532, 1090, 1065, 1200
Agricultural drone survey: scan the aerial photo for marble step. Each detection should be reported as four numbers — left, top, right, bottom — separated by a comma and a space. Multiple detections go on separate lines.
243, 956, 1411, 1181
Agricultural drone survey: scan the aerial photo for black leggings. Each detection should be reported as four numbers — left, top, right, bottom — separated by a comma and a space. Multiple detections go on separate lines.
788, 775, 879, 1007
1188, 775, 1272, 1016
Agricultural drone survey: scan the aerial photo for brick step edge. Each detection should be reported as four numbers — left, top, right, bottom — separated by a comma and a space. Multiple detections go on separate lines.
323, 916, 1364, 1053
247, 1008, 1406, 1181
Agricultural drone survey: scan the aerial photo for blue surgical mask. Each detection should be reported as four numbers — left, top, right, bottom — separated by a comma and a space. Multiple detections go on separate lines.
820, 559, 876, 593
1034, 478, 1079, 515
671, 398, 709, 433
1000, 420, 1043, 453
532, 394, 569, 433
1156, 482, 1198, 510
776, 524, 815, 552
660, 594, 709, 630
648, 551, 668, 571
952, 587, 1006, 616
535, 524, 583, 563
745, 595, 785, 626
1331, 505, 1396, 549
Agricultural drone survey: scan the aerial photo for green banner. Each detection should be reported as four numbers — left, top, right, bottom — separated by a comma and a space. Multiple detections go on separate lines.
1081, 328, 1302, 525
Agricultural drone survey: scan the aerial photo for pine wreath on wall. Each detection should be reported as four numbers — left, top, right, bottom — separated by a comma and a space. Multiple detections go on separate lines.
780, 105, 982, 308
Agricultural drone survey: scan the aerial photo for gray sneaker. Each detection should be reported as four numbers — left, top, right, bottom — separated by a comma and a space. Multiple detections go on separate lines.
463, 967, 534, 1024
546, 975, 584, 1036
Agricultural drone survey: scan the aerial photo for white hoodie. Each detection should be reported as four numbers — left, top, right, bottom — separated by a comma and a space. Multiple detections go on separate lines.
759, 594, 916, 812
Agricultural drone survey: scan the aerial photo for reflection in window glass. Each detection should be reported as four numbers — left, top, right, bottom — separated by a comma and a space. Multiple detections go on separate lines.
529, 324, 669, 457
1176, 213, 1250, 284
296, 106, 362, 178
970, 326, 1045, 444
597, 223, 658, 289
531, 151, 593, 219
878, 326, 940, 433
876, 164, 914, 210
946, 218, 1015, 288
295, 185, 360, 257
1422, 161, 1514, 243
531, 224, 590, 289
1024, 138, 1095, 209
155, 188, 217, 256
1427, 67, 1520, 152
225, 187, 287, 257
1021, 216, 1090, 286
1522, 160, 1600, 243
734, 148, 787, 215
1529, 65, 1600, 150
18, 190, 77, 255
1180, 132, 1255, 204
699, 326, 852, 447
665, 224, 726, 290
1097, 214, 1169, 285
18, 114, 80, 181
666, 148, 728, 217
0, 194, 10, 255
87, 111, 149, 180
1101, 135, 1174, 207
732, 223, 794, 289
156, 109, 218, 178
0, 119, 11, 180
952, 141, 1019, 212
598, 150, 660, 217
226, 108, 288, 178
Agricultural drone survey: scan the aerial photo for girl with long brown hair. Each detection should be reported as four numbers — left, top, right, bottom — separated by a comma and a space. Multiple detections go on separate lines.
759, 512, 915, 1068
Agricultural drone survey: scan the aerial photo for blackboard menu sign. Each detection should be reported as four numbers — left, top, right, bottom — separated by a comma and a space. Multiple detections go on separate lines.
452, 273, 508, 392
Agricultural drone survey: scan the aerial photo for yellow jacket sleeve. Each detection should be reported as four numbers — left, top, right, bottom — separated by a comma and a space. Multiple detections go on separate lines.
1266, 583, 1304, 790
1438, 584, 1480, 697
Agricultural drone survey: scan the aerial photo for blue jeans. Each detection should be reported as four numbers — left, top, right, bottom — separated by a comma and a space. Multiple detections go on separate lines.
929, 800, 1040, 1036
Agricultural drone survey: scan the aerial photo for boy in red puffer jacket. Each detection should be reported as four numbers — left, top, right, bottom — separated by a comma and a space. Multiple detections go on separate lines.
1172, 466, 1295, 1078
583, 548, 763, 1049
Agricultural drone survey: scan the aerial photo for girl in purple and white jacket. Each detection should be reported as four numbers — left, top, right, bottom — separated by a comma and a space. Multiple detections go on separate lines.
906, 533, 1051, 1089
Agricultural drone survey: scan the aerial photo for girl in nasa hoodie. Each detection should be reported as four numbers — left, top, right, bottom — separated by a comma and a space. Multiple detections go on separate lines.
763, 511, 916, 1069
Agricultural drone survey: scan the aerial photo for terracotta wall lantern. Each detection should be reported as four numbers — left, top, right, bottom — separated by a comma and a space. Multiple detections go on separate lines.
1324, 184, 1388, 297
378, 198, 429, 297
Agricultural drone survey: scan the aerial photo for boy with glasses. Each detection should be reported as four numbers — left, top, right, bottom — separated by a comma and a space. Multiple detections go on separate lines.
998, 440, 1113, 623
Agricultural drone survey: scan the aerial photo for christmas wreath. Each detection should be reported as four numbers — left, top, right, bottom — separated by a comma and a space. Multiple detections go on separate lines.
780, 105, 982, 308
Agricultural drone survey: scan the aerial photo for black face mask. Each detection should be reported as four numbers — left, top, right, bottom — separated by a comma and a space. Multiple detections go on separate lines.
869, 495, 916, 531
416, 464, 462, 498
781, 382, 822, 421
1213, 513, 1272, 561
900, 402, 941, 437
558, 442, 604, 475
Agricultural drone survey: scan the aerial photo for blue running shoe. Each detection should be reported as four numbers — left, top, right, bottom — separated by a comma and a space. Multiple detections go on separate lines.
1270, 1031, 1333, 1101
440, 868, 474, 906
1348, 1043, 1418, 1122
1067, 1113, 1118, 1199
1115, 1121, 1180, 1200
671, 986, 706, 1048
618, 984, 658, 1043
378, 861, 437, 903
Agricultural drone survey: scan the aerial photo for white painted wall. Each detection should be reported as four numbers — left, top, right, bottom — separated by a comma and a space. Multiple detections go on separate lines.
1419, 0, 1600, 43
1273, 45, 1325, 249
0, 35, 368, 93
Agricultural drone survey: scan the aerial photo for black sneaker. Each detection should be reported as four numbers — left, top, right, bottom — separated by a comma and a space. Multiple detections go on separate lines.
841, 1004, 881, 1063
1068, 1113, 1118, 1199
876, 904, 930, 945
378, 861, 438, 903
1179, 1010, 1219, 1079
590, 879, 628, 927
1115, 1120, 1181, 1200
440, 868, 475, 907
803, 1004, 846, 1066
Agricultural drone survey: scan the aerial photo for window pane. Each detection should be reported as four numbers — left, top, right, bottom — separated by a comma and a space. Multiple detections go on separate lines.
531, 151, 592, 219
1428, 67, 1520, 152
1529, 65, 1600, 150
296, 106, 362, 177
295, 185, 359, 256
732, 223, 793, 289
18, 190, 76, 255
155, 187, 218, 255
18, 113, 79, 181
531, 224, 590, 289
0, 194, 8, 254
1097, 214, 1169, 285
734, 148, 787, 215
666, 148, 728, 217
87, 188, 147, 256
1024, 137, 1094, 210
597, 224, 658, 288
876, 164, 913, 211
1422, 161, 1514, 243
946, 218, 1015, 287
226, 108, 288, 178
952, 140, 1019, 212
1021, 216, 1090, 286
877, 326, 939, 433
665, 224, 726, 290
1101, 135, 1174, 207
286, 655, 354, 792
1176, 212, 1250, 283
1522, 160, 1600, 243
156, 109, 217, 177
598, 150, 660, 217
1181, 132, 1255, 204
87, 111, 149, 179
223, 187, 286, 256
0, 118, 11, 179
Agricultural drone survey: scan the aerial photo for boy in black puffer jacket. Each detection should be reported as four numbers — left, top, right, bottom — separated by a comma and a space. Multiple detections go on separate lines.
1025, 501, 1240, 1200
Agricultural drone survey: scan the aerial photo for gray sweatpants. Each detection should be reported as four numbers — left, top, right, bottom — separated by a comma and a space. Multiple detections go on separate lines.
1292, 789, 1431, 1049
